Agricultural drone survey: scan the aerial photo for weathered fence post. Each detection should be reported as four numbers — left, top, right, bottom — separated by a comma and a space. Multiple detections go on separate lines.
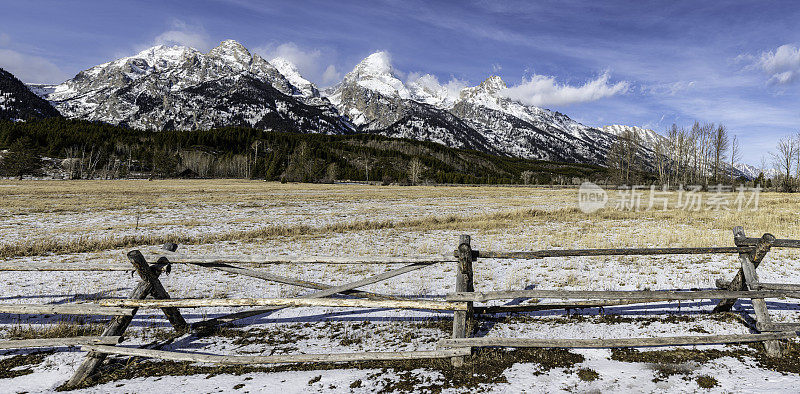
714, 227, 770, 312
452, 234, 474, 367
739, 232, 783, 357
63, 243, 180, 389
127, 250, 187, 331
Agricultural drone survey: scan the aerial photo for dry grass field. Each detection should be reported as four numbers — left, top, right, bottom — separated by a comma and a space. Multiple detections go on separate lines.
3, 179, 800, 392
2, 179, 799, 258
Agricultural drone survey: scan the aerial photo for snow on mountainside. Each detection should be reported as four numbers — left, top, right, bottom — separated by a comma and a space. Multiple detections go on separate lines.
323, 52, 498, 153
24, 42, 670, 167
324, 51, 412, 127
449, 75, 619, 163
735, 163, 777, 180
324, 53, 620, 164
31, 40, 351, 133
269, 57, 320, 99
0, 67, 60, 121
602, 125, 667, 148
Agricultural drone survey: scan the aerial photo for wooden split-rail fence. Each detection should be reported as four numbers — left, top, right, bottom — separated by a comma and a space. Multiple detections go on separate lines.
1, 226, 799, 388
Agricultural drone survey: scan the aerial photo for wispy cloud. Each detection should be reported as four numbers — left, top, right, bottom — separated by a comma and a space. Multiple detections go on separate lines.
502, 72, 629, 107
135, 20, 212, 53
321, 65, 341, 86
406, 72, 468, 102
753, 44, 800, 85
254, 42, 339, 87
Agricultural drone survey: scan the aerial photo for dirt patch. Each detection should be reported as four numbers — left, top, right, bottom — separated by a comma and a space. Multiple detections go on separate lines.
0, 351, 54, 379
696, 374, 718, 388
59, 347, 583, 392
612, 340, 800, 379
576, 368, 599, 381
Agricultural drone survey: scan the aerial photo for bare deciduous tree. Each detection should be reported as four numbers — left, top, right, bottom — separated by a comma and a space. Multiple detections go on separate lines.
712, 124, 729, 183
772, 136, 796, 192
408, 157, 423, 185
729, 134, 740, 185
607, 129, 641, 185
520, 170, 534, 185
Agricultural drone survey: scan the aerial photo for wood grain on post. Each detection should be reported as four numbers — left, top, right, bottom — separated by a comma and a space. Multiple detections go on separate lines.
475, 247, 753, 259
0, 263, 135, 271
437, 331, 798, 349
99, 297, 467, 311
127, 250, 187, 332
738, 234, 782, 357
63, 243, 177, 390
0, 336, 121, 350
0, 304, 133, 316
447, 289, 800, 302
81, 345, 471, 365
451, 234, 473, 367
758, 322, 800, 332
473, 299, 675, 314
734, 237, 800, 248
714, 228, 773, 312
146, 253, 456, 265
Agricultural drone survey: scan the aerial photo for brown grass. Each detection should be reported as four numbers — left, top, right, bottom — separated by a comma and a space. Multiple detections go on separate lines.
3, 180, 800, 258
2, 320, 106, 339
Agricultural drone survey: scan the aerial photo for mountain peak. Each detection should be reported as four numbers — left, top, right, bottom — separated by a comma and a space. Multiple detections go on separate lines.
270, 57, 318, 97
457, 75, 507, 104
208, 39, 252, 65
340, 51, 409, 99
352, 51, 393, 77
478, 75, 506, 93
131, 44, 197, 63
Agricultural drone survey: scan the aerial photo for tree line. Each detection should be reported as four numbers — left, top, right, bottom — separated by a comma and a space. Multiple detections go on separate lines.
607, 122, 747, 188
768, 133, 800, 192
0, 118, 606, 184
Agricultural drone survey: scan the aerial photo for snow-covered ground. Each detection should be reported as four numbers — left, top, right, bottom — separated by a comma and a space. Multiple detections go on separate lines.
2, 181, 800, 392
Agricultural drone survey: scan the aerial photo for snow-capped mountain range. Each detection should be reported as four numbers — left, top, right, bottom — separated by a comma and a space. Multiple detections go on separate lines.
16, 39, 740, 170
29, 40, 351, 133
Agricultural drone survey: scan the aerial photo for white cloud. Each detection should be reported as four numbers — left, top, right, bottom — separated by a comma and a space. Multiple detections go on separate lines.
754, 44, 800, 85
502, 72, 629, 107
0, 48, 68, 84
647, 81, 695, 96
406, 72, 467, 103
135, 20, 212, 52
255, 42, 320, 76
321, 65, 341, 86
254, 42, 340, 87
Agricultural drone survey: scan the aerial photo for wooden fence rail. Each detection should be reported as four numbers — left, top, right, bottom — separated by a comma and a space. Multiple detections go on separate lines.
2, 226, 798, 389
438, 331, 799, 349
82, 345, 471, 365
144, 252, 456, 265
447, 289, 800, 303
473, 247, 754, 259
99, 297, 468, 311
0, 336, 121, 350
0, 304, 133, 316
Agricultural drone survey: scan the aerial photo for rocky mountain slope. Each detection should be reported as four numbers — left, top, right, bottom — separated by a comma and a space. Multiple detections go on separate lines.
25, 41, 667, 166
323, 52, 620, 164
30, 40, 352, 133
0, 67, 60, 121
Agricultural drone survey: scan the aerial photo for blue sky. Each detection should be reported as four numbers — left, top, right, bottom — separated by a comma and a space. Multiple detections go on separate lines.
1, 0, 799, 165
